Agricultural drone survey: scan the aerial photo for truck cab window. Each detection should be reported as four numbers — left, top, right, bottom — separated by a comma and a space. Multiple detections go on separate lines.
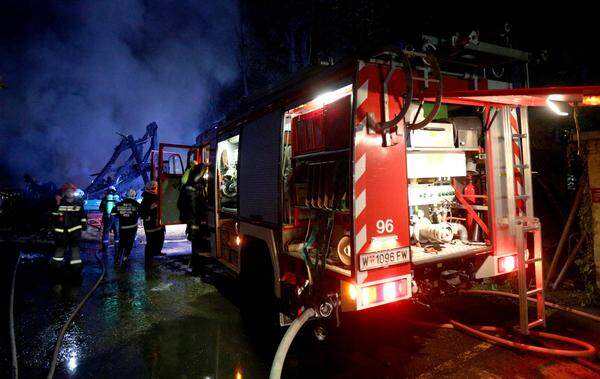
217, 135, 239, 213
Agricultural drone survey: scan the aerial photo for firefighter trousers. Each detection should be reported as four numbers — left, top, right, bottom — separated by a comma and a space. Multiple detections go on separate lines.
144, 227, 165, 265
53, 230, 82, 267
102, 214, 120, 247
117, 227, 137, 262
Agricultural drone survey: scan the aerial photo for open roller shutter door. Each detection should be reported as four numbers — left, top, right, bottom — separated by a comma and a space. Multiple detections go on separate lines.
239, 110, 282, 225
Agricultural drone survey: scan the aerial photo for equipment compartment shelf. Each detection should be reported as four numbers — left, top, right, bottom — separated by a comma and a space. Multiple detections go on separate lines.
412, 243, 490, 266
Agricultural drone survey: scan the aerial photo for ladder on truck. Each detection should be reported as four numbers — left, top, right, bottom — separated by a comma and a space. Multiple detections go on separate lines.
500, 106, 546, 334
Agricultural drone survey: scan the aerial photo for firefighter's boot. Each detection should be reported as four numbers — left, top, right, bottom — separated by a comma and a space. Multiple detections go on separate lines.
50, 247, 65, 278
114, 244, 122, 266
69, 245, 83, 276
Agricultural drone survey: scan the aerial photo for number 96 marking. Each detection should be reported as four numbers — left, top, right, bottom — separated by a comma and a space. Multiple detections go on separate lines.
376, 219, 394, 234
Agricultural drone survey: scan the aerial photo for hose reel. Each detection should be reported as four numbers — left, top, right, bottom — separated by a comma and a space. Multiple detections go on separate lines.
367, 48, 444, 146
406, 53, 443, 130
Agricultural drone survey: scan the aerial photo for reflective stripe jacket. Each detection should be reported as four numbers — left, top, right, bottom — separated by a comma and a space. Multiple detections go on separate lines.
54, 198, 87, 233
111, 198, 140, 230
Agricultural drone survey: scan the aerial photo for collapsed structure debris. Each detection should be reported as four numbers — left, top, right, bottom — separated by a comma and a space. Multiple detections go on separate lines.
85, 122, 158, 202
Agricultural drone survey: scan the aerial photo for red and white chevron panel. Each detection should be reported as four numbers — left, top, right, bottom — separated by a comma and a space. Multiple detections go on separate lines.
353, 61, 411, 286
509, 108, 526, 215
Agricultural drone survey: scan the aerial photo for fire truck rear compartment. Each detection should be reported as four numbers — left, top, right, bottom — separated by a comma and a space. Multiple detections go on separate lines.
280, 90, 492, 277
406, 105, 491, 266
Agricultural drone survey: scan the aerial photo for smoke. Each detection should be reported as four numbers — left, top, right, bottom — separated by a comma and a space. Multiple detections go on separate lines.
0, 1, 239, 187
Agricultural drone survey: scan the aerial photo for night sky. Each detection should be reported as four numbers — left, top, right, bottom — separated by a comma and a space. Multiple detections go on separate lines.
1, 1, 599, 188
1, 1, 239, 187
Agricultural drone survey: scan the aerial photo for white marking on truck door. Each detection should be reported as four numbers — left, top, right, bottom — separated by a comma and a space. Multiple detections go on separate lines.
355, 225, 367, 254
354, 153, 366, 183
357, 80, 369, 108
354, 189, 366, 218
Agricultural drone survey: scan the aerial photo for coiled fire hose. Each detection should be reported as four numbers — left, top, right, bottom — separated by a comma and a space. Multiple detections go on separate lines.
269, 289, 600, 379
459, 289, 599, 358
269, 307, 316, 379
411, 289, 600, 363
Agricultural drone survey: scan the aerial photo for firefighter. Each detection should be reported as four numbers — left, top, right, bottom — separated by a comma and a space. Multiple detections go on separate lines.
112, 188, 140, 265
177, 160, 196, 224
141, 180, 165, 266
52, 183, 87, 273
99, 186, 120, 251
178, 160, 210, 274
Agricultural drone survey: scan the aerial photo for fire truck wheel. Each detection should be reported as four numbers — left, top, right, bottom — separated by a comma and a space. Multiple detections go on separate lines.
239, 238, 279, 334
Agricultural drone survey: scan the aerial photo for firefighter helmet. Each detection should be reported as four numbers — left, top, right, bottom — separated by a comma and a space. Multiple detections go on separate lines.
126, 188, 137, 199
146, 180, 158, 193
61, 182, 77, 193
108, 185, 117, 193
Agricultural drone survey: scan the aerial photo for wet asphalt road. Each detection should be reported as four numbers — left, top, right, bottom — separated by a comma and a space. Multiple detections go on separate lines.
2, 239, 600, 378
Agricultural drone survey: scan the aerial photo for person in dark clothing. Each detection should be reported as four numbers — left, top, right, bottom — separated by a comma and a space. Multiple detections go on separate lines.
111, 189, 140, 265
178, 160, 211, 274
99, 186, 120, 251
179, 161, 209, 248
52, 183, 87, 274
141, 181, 165, 266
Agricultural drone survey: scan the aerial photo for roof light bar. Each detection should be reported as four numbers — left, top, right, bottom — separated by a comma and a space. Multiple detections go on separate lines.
583, 95, 600, 106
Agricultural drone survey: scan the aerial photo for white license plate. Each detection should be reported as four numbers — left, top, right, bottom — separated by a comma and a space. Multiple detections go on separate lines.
359, 247, 410, 271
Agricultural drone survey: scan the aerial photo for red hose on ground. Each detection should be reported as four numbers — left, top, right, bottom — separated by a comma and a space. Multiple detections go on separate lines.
462, 289, 600, 323
410, 289, 600, 360
449, 319, 596, 358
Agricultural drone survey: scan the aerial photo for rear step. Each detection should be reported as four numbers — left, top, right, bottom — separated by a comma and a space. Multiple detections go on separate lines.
411, 243, 490, 266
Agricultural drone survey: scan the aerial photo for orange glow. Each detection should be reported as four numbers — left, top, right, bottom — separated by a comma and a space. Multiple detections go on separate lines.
348, 284, 357, 301
235, 369, 243, 379
583, 95, 600, 106
383, 282, 397, 301
235, 236, 241, 246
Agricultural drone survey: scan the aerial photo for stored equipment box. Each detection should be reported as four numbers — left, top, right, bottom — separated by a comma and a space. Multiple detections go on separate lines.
408, 122, 455, 148
292, 95, 351, 156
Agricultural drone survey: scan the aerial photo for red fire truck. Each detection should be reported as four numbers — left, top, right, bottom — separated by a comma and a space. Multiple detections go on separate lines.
156, 46, 600, 333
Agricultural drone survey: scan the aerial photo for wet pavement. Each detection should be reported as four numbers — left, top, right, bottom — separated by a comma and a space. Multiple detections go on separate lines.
2, 237, 600, 378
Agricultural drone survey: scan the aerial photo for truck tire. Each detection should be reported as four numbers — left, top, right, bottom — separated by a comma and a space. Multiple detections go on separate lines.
239, 239, 280, 340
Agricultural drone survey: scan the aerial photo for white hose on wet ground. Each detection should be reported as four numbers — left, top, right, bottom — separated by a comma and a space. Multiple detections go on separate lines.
270, 308, 316, 379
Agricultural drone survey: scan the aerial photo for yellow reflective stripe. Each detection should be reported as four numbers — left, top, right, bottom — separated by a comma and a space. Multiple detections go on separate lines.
70, 259, 82, 264
52, 256, 64, 261
68, 225, 82, 232
58, 205, 81, 211
54, 228, 64, 233
121, 224, 138, 230
145, 227, 162, 233
81, 218, 87, 222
